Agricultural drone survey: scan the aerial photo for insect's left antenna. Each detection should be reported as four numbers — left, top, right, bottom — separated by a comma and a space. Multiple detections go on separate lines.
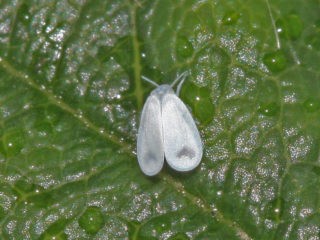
141, 76, 159, 87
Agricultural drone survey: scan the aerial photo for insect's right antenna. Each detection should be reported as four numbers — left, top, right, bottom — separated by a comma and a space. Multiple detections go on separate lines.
141, 76, 159, 87
173, 72, 189, 96
176, 75, 188, 96
171, 71, 188, 88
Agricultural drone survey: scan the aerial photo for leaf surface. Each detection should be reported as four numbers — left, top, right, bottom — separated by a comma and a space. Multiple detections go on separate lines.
0, 0, 319, 239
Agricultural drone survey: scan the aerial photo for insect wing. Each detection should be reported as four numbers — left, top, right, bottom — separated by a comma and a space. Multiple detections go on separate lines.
162, 94, 202, 171
137, 95, 164, 176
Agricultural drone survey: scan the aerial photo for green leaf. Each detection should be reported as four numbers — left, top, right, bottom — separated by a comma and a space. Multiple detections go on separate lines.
0, 0, 319, 239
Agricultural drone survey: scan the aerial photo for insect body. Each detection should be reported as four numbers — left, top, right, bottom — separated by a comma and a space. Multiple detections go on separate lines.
137, 72, 203, 176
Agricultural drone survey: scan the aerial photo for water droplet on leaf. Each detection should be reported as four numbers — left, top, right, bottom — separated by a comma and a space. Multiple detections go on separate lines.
40, 233, 68, 240
303, 98, 320, 112
258, 102, 279, 116
222, 11, 240, 25
78, 206, 104, 235
176, 36, 194, 59
2, 129, 25, 157
18, 3, 31, 25
263, 51, 287, 73
40, 218, 69, 240
264, 198, 284, 220
180, 81, 214, 125
168, 232, 190, 240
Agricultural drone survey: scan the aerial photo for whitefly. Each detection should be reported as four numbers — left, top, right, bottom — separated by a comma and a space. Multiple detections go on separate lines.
137, 72, 203, 176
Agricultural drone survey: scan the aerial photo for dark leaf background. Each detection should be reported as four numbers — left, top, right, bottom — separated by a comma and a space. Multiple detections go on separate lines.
0, 0, 319, 239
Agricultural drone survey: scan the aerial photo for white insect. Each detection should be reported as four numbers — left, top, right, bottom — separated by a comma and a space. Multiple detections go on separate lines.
137, 72, 203, 176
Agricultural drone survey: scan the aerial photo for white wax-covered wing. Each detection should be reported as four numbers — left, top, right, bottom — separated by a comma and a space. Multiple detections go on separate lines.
137, 95, 164, 176
162, 94, 202, 171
